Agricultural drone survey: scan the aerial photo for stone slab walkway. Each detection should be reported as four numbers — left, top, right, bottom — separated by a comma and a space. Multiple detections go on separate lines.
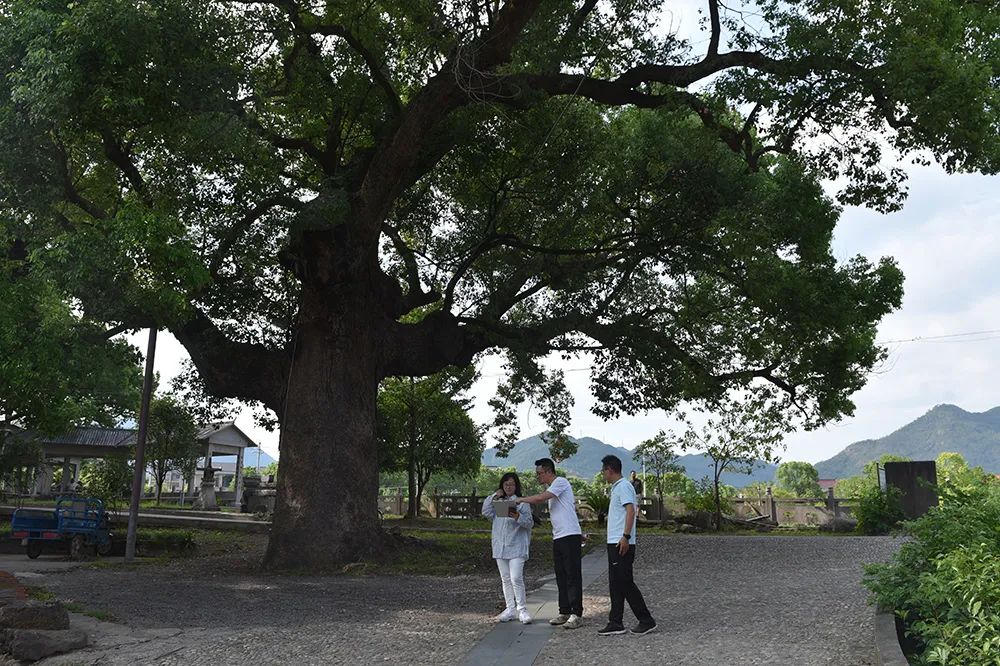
459, 547, 606, 666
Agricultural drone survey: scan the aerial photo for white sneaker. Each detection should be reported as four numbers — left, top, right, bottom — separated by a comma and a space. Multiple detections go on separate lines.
495, 608, 516, 622
518, 610, 532, 624
563, 614, 582, 629
549, 614, 570, 625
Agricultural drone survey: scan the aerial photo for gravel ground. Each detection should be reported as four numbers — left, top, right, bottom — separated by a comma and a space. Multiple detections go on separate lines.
534, 534, 902, 666
30, 544, 529, 666
24, 534, 901, 665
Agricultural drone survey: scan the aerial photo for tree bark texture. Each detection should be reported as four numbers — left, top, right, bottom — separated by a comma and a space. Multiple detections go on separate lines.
263, 280, 383, 569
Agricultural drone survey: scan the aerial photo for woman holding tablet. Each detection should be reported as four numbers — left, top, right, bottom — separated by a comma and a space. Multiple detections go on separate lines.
482, 472, 534, 624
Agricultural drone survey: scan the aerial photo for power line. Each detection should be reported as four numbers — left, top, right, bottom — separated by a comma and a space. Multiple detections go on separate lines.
877, 329, 1000, 345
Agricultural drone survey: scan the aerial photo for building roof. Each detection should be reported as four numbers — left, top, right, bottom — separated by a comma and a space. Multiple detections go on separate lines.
17, 427, 137, 449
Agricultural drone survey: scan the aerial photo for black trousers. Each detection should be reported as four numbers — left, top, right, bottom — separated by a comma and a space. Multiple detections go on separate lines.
607, 544, 653, 626
552, 535, 583, 616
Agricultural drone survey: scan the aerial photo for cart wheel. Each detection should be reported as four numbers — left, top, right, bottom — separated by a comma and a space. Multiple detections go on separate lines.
96, 539, 112, 556
25, 541, 42, 559
70, 534, 85, 560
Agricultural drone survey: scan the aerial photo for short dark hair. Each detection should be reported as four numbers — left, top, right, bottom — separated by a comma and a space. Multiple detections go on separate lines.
601, 455, 622, 474
534, 458, 556, 474
498, 472, 523, 497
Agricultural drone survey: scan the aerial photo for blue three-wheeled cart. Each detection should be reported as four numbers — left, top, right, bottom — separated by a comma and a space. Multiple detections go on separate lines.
11, 496, 113, 559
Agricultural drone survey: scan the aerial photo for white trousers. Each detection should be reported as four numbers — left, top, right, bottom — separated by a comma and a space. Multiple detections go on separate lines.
496, 557, 527, 612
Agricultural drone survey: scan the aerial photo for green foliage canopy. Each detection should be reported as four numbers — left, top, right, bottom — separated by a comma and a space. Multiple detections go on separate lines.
775, 461, 822, 497
1, 0, 997, 567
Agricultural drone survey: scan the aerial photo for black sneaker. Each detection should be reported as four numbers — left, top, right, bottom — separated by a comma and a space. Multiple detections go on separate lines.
597, 623, 627, 636
630, 621, 657, 635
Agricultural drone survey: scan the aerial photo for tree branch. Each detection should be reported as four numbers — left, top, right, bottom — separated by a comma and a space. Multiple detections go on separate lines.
707, 0, 721, 57
100, 131, 152, 206
209, 195, 303, 278
171, 309, 289, 411
306, 23, 403, 116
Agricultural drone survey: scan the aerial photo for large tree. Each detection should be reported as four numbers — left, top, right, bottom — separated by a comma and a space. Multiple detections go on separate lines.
1, 1, 997, 568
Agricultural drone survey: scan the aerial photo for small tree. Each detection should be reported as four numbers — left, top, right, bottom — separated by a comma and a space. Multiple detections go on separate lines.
678, 400, 786, 530
633, 431, 685, 496
935, 452, 991, 504
146, 395, 201, 505
378, 368, 484, 518
775, 461, 822, 498
80, 455, 132, 511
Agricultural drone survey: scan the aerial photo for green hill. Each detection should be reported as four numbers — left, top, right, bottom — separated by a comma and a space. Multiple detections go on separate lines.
482, 434, 778, 486
814, 404, 1000, 478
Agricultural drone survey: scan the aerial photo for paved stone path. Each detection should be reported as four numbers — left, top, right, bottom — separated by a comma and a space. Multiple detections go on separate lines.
532, 535, 901, 666
3, 534, 900, 665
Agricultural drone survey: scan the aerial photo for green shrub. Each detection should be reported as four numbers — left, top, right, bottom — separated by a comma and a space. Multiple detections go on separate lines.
854, 485, 905, 535
682, 477, 733, 516
864, 485, 1000, 664
579, 483, 611, 521
906, 543, 1000, 665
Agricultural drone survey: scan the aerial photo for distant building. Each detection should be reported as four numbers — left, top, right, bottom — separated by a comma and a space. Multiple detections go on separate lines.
818, 479, 837, 492
9, 421, 257, 506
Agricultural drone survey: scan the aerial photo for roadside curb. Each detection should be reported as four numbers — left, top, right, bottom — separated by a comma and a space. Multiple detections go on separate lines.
874, 607, 909, 666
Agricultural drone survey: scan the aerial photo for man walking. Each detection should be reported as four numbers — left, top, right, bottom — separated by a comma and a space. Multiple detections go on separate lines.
598, 454, 656, 636
517, 458, 583, 629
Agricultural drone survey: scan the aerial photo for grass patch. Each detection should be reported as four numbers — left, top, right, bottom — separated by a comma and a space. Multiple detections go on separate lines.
64, 602, 119, 623
24, 585, 55, 602
382, 516, 491, 530
363, 531, 594, 577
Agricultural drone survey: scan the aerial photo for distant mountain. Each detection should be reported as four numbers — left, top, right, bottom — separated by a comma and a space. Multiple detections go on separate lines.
482, 434, 777, 486
814, 404, 1000, 478
482, 434, 634, 479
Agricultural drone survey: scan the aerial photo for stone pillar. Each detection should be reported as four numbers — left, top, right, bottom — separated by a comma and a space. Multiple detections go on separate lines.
234, 447, 245, 508
32, 463, 54, 497
60, 458, 72, 493
826, 487, 838, 517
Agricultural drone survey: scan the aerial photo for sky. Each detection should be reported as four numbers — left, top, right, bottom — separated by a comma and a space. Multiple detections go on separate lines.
128, 3, 1000, 466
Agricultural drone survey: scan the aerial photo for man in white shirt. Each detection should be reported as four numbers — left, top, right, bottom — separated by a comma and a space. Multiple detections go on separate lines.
516, 457, 583, 629
597, 454, 656, 636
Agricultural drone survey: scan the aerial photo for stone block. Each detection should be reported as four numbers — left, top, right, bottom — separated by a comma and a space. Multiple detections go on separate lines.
0, 603, 70, 630
2, 628, 88, 662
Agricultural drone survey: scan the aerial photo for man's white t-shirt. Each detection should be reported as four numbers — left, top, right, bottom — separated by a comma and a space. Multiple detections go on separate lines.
547, 476, 582, 539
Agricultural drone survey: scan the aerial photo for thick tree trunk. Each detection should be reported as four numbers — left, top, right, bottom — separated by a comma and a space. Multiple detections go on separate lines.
263, 283, 383, 570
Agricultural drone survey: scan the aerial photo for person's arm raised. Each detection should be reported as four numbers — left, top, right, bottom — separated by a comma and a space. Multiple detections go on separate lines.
516, 490, 555, 505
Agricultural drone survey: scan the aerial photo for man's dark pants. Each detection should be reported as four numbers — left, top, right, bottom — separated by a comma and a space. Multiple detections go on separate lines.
607, 544, 653, 627
552, 535, 583, 616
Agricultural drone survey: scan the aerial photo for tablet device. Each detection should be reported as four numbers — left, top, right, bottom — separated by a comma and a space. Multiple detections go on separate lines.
492, 499, 516, 515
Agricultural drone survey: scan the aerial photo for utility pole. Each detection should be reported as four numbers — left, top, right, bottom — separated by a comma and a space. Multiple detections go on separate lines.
125, 328, 157, 562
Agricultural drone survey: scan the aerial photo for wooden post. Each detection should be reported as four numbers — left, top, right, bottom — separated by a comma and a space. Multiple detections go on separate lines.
126, 328, 157, 562
766, 486, 778, 524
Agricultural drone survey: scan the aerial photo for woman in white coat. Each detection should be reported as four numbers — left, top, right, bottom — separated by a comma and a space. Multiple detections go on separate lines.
482, 472, 534, 624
